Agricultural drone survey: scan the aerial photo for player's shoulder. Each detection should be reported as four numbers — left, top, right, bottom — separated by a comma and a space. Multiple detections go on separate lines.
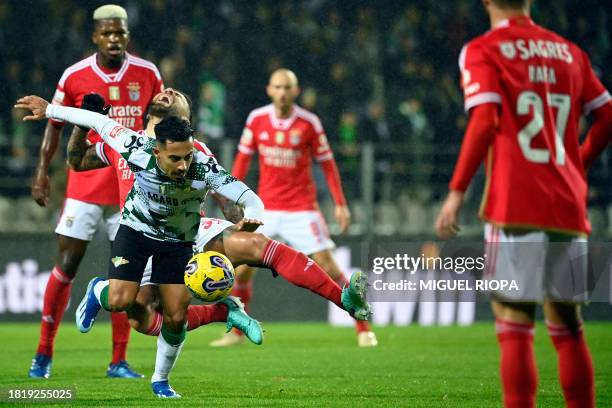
294, 105, 323, 133
58, 54, 96, 87
126, 53, 162, 80
194, 139, 215, 157
245, 104, 274, 126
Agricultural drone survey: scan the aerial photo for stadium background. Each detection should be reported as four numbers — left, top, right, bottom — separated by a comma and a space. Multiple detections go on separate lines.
0, 0, 611, 323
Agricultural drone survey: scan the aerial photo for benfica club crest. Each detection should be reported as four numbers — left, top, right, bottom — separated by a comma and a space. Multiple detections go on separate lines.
289, 129, 302, 145
499, 42, 516, 60
127, 82, 141, 101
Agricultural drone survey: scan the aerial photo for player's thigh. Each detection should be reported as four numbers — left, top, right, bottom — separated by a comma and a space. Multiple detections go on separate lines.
484, 223, 548, 302
55, 198, 104, 241
281, 210, 335, 255
108, 279, 140, 309
158, 284, 191, 328
209, 231, 268, 266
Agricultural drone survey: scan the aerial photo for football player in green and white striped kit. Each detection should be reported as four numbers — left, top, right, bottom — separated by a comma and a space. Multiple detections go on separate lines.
16, 94, 371, 399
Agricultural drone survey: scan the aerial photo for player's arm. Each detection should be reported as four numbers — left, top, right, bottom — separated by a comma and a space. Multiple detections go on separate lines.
66, 94, 112, 171
31, 121, 63, 206
16, 95, 143, 156
66, 126, 107, 171
581, 102, 612, 170
435, 103, 499, 239
205, 157, 264, 232
312, 128, 351, 233
209, 191, 245, 223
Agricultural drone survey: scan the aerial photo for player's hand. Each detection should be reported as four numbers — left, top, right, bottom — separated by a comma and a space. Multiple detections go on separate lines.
31, 168, 50, 207
435, 190, 464, 239
14, 95, 49, 121
335, 205, 351, 234
234, 218, 263, 233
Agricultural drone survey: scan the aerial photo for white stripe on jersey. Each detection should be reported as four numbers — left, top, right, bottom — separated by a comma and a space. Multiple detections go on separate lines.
584, 91, 612, 115
464, 92, 502, 112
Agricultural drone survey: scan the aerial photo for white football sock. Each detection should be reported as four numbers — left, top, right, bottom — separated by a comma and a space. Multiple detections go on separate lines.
151, 331, 185, 383
92, 279, 109, 303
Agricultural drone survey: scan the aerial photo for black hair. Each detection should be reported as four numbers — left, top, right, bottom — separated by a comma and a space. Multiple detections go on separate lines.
155, 116, 195, 145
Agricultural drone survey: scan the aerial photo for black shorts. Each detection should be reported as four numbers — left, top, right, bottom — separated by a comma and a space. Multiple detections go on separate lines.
108, 225, 193, 284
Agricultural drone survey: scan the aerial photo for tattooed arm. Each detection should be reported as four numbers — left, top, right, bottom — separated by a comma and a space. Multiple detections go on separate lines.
209, 191, 245, 223
66, 126, 107, 171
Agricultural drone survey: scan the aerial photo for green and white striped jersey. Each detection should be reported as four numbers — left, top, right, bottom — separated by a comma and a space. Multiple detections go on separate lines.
47, 105, 251, 243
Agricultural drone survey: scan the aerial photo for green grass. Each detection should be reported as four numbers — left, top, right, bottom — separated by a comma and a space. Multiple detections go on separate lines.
0, 322, 610, 407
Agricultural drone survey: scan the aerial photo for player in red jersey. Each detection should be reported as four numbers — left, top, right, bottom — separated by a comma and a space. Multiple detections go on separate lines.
435, 1, 612, 407
28, 5, 163, 379
211, 69, 377, 347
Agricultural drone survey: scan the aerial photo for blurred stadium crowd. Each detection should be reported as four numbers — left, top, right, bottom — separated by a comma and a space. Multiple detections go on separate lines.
0, 0, 610, 235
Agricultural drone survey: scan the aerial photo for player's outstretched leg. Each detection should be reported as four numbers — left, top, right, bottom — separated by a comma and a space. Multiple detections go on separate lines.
212, 234, 372, 320
76, 277, 107, 333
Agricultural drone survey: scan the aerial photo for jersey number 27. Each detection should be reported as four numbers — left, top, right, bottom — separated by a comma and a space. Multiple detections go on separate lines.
517, 91, 570, 165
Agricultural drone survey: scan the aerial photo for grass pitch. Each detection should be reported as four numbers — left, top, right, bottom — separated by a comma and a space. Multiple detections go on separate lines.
0, 322, 610, 407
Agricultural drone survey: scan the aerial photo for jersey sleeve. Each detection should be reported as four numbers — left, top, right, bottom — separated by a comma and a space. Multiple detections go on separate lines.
95, 142, 118, 166
580, 50, 612, 115
237, 114, 258, 155
309, 116, 334, 162
49, 74, 76, 126
459, 41, 503, 112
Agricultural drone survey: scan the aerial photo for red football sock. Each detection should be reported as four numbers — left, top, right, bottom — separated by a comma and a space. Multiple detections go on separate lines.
36, 266, 73, 357
232, 280, 253, 311
334, 275, 370, 333
187, 304, 228, 331
547, 322, 594, 408
145, 311, 163, 336
495, 319, 538, 408
263, 240, 343, 309
111, 312, 131, 364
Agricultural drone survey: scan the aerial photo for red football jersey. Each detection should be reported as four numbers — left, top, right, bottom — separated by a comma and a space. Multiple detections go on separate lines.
459, 16, 611, 234
51, 52, 163, 205
237, 104, 335, 211
96, 137, 214, 209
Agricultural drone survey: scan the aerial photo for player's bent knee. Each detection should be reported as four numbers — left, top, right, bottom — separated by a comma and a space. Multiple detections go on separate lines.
108, 292, 135, 311
163, 310, 187, 329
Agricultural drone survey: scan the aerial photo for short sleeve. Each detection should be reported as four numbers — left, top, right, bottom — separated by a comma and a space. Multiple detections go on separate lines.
580, 50, 612, 115
237, 121, 257, 155
310, 118, 333, 162
49, 77, 75, 125
459, 42, 503, 112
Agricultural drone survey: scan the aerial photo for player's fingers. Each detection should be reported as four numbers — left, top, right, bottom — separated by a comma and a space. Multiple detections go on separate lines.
22, 115, 38, 121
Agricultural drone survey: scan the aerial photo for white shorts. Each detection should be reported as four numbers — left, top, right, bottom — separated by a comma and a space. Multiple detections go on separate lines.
255, 210, 335, 255
194, 217, 235, 252
484, 224, 589, 302
55, 198, 120, 241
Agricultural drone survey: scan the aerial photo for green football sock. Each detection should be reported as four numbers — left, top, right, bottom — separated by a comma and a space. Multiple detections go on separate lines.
161, 325, 187, 346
